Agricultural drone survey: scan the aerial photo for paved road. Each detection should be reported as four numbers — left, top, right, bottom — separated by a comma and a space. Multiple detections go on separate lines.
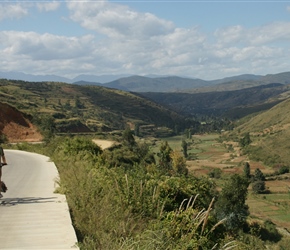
0, 149, 79, 249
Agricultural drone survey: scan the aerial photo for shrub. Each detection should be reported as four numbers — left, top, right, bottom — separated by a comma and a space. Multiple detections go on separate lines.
252, 181, 266, 194
60, 137, 102, 156
260, 220, 281, 242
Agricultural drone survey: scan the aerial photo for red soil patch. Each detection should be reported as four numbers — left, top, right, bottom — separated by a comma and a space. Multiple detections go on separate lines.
0, 102, 43, 142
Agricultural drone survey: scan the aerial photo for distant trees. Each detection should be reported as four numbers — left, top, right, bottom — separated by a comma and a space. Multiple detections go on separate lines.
122, 128, 136, 148
157, 141, 172, 172
243, 162, 267, 194
157, 140, 188, 176
253, 168, 265, 182
181, 139, 188, 158
32, 113, 56, 141
170, 150, 188, 176
240, 132, 252, 147
252, 168, 266, 194
243, 162, 251, 179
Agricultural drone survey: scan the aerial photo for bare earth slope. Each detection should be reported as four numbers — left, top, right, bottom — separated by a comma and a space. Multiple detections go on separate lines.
0, 102, 42, 142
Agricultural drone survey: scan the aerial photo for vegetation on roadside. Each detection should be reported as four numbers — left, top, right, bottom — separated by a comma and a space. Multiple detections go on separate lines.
11, 130, 290, 250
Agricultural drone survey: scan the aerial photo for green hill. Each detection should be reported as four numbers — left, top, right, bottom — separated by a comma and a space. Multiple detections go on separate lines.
229, 97, 290, 166
0, 79, 186, 136
140, 83, 290, 119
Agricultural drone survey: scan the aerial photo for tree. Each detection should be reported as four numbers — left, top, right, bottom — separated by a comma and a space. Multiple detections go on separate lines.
252, 180, 266, 194
170, 150, 188, 176
243, 162, 251, 179
74, 97, 84, 109
122, 128, 136, 148
252, 168, 266, 194
181, 139, 188, 158
214, 174, 249, 234
239, 132, 252, 147
253, 168, 265, 181
134, 123, 140, 137
32, 114, 56, 141
157, 141, 172, 173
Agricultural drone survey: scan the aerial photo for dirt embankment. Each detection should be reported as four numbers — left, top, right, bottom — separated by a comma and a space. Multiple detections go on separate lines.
0, 102, 43, 143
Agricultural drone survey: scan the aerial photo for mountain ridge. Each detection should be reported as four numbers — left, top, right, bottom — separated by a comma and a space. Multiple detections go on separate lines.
1, 70, 290, 93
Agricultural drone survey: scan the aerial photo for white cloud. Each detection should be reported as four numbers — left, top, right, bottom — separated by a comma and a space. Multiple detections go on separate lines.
249, 22, 290, 45
0, 4, 28, 21
214, 25, 245, 46
214, 22, 290, 46
67, 1, 175, 39
0, 30, 97, 76
0, 31, 94, 60
37, 1, 60, 12
1, 1, 290, 80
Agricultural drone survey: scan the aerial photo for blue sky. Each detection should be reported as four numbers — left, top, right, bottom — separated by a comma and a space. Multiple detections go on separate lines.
0, 1, 290, 80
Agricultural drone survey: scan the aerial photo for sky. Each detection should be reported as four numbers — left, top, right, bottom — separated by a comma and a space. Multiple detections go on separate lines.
1, 1, 290, 80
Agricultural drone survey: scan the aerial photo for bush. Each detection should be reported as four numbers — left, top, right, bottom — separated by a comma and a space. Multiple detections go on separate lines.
208, 168, 222, 179
60, 137, 102, 156
252, 181, 266, 194
260, 220, 281, 242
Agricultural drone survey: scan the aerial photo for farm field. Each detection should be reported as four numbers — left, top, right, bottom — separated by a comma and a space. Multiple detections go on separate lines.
158, 133, 290, 231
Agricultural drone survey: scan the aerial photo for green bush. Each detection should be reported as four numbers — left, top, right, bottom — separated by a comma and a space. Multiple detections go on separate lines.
252, 181, 266, 194
260, 220, 281, 243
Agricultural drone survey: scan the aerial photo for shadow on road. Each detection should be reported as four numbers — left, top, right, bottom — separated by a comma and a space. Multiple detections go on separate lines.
0, 196, 57, 206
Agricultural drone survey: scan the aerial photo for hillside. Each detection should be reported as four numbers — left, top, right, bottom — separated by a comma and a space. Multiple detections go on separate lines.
0, 102, 42, 142
102, 75, 209, 92
228, 97, 290, 166
0, 79, 186, 138
140, 83, 290, 118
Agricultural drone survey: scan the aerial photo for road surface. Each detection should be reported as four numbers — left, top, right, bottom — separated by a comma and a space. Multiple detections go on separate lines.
0, 149, 79, 249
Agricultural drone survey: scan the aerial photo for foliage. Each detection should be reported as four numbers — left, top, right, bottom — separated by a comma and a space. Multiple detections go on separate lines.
122, 128, 136, 148
32, 113, 56, 141
59, 136, 102, 156
214, 174, 250, 234
253, 168, 265, 181
39, 135, 223, 248
145, 197, 229, 250
275, 165, 289, 175
243, 162, 251, 179
181, 139, 188, 158
157, 175, 217, 212
157, 141, 173, 173
239, 132, 252, 148
251, 181, 266, 194
260, 220, 282, 242
251, 168, 266, 194
0, 134, 8, 144
208, 168, 222, 179
170, 150, 188, 176
101, 139, 155, 170
14, 131, 290, 249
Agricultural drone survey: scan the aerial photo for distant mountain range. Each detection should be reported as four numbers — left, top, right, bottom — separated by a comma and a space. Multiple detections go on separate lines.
0, 71, 129, 84
1, 70, 290, 93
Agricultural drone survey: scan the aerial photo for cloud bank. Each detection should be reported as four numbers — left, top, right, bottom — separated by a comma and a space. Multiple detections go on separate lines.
0, 1, 289, 80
